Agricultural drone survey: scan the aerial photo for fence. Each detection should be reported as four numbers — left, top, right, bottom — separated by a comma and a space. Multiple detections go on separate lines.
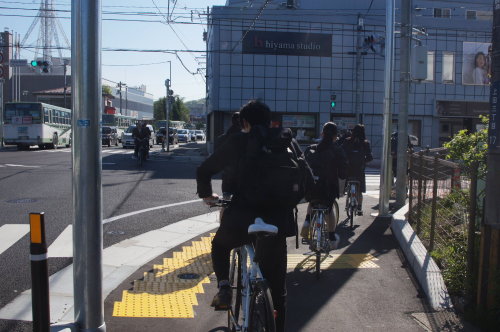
407, 148, 482, 301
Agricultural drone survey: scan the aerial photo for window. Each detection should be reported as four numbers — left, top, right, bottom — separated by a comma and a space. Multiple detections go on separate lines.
425, 51, 435, 82
44, 109, 49, 123
442, 52, 455, 83
466, 10, 476, 20
434, 8, 451, 18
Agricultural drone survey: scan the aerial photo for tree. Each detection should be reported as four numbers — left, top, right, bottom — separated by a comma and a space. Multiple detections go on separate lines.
102, 84, 112, 95
153, 95, 190, 123
444, 115, 488, 178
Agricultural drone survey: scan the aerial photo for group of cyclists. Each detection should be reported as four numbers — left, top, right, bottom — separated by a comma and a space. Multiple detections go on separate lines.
195, 100, 373, 332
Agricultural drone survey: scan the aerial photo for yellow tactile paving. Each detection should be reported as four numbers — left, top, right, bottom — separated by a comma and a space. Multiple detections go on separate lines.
287, 253, 380, 270
113, 234, 215, 318
113, 233, 379, 319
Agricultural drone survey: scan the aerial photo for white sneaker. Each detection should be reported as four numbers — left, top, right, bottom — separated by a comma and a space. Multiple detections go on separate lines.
329, 234, 340, 250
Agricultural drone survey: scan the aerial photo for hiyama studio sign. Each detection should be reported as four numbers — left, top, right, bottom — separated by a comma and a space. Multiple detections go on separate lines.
242, 31, 332, 57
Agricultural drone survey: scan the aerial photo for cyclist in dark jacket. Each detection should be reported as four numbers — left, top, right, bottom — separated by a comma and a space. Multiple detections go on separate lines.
132, 122, 151, 159
197, 100, 303, 332
341, 124, 373, 215
301, 122, 347, 249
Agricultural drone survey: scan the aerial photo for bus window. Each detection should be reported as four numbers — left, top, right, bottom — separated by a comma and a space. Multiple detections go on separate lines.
44, 109, 49, 123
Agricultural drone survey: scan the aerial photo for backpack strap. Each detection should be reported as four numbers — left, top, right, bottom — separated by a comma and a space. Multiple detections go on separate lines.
294, 207, 299, 249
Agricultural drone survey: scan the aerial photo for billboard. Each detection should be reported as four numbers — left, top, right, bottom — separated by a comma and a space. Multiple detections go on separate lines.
242, 31, 332, 57
462, 42, 491, 85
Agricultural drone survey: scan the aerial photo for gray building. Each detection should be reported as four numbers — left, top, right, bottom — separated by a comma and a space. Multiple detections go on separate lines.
0, 30, 154, 119
206, 0, 492, 156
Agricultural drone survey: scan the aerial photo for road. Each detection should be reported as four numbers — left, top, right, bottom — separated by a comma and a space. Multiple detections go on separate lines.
0, 141, 214, 332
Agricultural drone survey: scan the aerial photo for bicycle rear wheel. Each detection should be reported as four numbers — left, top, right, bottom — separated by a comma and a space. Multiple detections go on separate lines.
248, 281, 276, 332
228, 250, 242, 332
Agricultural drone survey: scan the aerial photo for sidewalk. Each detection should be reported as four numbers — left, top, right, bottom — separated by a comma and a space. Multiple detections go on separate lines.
102, 193, 450, 332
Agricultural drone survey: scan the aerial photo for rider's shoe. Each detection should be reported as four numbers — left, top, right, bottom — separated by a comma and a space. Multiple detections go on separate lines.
211, 285, 232, 311
329, 233, 340, 250
356, 207, 363, 216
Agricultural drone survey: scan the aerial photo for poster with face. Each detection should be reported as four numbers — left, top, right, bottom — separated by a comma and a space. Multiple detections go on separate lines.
462, 42, 492, 85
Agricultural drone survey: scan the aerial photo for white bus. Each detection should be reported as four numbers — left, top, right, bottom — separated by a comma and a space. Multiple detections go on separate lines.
102, 113, 136, 142
3, 102, 72, 150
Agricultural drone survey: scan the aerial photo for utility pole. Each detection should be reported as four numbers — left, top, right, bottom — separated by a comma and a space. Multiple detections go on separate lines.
63, 59, 69, 109
355, 14, 363, 124
477, 0, 500, 314
0, 78, 4, 148
396, 0, 412, 207
71, 0, 105, 331
162, 61, 171, 152
117, 81, 123, 115
378, 0, 395, 216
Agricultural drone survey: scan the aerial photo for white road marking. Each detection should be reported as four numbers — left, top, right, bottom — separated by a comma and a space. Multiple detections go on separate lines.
0, 225, 30, 255
102, 199, 202, 224
47, 225, 73, 258
4, 164, 40, 168
0, 211, 220, 323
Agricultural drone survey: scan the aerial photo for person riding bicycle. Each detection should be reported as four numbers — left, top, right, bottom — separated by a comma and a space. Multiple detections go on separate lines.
302, 122, 347, 249
132, 122, 151, 160
341, 124, 373, 216
197, 100, 306, 332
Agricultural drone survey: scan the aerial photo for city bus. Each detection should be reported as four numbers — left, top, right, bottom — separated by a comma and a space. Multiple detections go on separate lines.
3, 102, 72, 150
102, 113, 137, 142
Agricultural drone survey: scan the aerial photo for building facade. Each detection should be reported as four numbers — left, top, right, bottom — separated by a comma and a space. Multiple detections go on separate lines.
206, 0, 492, 156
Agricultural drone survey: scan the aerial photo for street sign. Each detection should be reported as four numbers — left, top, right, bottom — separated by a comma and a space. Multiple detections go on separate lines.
9, 59, 28, 67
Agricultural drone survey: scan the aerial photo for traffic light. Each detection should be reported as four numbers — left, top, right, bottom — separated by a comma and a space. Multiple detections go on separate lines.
330, 94, 337, 108
31, 60, 51, 73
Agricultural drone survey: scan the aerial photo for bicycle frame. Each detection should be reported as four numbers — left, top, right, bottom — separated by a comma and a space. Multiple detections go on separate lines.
229, 243, 264, 331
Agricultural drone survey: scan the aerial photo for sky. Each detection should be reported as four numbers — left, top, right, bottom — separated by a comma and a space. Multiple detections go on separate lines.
2, 0, 228, 101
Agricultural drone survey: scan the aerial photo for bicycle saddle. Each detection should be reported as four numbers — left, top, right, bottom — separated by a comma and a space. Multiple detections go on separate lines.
248, 218, 278, 235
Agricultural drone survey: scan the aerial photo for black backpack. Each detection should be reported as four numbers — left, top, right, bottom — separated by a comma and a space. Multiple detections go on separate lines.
344, 141, 367, 171
304, 144, 337, 203
237, 126, 306, 209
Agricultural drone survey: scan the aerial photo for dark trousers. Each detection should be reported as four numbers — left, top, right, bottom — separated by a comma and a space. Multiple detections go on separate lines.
212, 218, 288, 332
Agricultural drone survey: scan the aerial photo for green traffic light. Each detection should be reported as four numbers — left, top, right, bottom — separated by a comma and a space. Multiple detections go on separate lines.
31, 60, 38, 67
331, 101, 336, 108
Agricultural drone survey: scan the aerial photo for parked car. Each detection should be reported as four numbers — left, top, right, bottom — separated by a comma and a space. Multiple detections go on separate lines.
102, 126, 119, 147
177, 129, 191, 143
122, 124, 155, 148
195, 130, 206, 141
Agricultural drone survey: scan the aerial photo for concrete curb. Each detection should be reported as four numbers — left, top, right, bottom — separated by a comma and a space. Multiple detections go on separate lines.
391, 204, 453, 311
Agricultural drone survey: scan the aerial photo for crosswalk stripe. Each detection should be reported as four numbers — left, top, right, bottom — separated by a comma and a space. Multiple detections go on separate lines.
0, 225, 30, 255
48, 225, 73, 258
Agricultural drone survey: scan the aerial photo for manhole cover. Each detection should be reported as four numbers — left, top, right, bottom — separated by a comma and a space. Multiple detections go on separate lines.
178, 273, 200, 280
6, 198, 37, 204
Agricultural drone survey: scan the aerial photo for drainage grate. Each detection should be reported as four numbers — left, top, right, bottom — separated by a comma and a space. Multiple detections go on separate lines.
6, 198, 37, 204
177, 273, 201, 280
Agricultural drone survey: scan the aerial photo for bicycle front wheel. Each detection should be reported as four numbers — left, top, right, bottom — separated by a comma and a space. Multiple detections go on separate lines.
248, 282, 276, 332
228, 250, 242, 332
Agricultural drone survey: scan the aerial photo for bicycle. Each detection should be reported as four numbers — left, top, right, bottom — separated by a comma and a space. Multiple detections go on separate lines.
136, 137, 149, 167
306, 202, 333, 279
211, 200, 277, 332
345, 180, 360, 229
